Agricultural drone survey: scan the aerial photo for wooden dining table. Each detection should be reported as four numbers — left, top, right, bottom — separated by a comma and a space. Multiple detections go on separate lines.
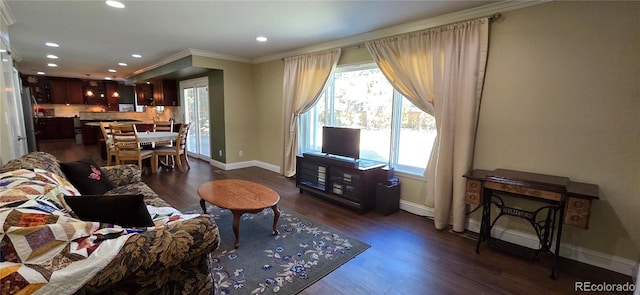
106, 131, 178, 145
109, 131, 179, 171
136, 131, 178, 145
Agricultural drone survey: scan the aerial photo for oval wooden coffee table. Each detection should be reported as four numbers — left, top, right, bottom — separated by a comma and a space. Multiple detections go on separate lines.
197, 179, 280, 248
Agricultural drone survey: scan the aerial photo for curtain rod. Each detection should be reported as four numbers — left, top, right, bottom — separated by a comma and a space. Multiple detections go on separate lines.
280, 12, 503, 61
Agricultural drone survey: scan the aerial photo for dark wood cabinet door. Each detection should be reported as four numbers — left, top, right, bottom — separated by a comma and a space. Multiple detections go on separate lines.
49, 79, 68, 104
81, 123, 98, 145
136, 84, 153, 105
135, 123, 154, 132
137, 79, 178, 106
37, 118, 75, 139
161, 79, 178, 106
59, 118, 75, 138
67, 79, 83, 104
49, 78, 83, 104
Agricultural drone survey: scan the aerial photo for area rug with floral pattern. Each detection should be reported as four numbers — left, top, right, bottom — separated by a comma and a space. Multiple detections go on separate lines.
183, 203, 370, 295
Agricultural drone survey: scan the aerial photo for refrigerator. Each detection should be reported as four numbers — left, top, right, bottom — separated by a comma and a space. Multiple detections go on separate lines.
20, 86, 38, 153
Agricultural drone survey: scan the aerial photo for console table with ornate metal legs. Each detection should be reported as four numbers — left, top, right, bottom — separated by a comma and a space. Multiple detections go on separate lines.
464, 169, 599, 279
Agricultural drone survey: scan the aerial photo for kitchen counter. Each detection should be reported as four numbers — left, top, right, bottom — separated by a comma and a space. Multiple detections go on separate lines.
79, 111, 150, 122
83, 120, 142, 126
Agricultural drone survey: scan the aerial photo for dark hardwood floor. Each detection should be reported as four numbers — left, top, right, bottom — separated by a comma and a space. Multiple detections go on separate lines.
39, 139, 633, 295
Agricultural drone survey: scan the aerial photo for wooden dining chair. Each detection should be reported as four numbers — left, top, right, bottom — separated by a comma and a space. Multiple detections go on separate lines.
99, 121, 116, 166
153, 122, 191, 172
153, 119, 174, 132
153, 119, 174, 162
111, 123, 156, 172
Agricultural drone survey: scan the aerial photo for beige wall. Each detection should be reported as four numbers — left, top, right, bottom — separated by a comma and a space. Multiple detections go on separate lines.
473, 1, 639, 260
253, 60, 285, 168
192, 56, 257, 164
252, 1, 639, 265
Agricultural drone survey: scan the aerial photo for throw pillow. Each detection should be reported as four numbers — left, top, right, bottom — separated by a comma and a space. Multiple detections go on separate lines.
60, 158, 113, 195
64, 194, 154, 227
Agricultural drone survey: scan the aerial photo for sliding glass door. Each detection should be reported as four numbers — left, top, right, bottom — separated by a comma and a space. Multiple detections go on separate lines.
180, 77, 210, 159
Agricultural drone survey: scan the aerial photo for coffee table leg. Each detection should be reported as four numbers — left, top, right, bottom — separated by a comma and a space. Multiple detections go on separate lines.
271, 204, 280, 235
231, 210, 242, 249
199, 199, 207, 214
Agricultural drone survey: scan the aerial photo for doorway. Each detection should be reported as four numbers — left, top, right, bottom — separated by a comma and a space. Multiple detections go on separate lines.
1, 41, 29, 158
180, 77, 211, 159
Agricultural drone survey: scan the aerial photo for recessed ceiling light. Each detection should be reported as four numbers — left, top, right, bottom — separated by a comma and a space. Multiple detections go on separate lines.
132, 54, 142, 58
105, 77, 113, 80
2, 58, 8, 62
256, 36, 268, 42
47, 63, 58, 67
37, 72, 46, 75
45, 42, 60, 48
118, 62, 128, 66
46, 54, 58, 59
105, 1, 125, 8
108, 69, 117, 73
0, 49, 7, 53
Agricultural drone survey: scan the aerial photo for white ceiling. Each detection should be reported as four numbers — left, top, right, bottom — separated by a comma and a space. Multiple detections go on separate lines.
4, 0, 498, 81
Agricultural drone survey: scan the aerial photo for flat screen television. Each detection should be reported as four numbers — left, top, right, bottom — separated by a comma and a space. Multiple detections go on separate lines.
321, 126, 360, 160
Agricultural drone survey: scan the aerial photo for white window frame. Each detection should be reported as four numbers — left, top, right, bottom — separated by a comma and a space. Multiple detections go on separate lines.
300, 63, 431, 176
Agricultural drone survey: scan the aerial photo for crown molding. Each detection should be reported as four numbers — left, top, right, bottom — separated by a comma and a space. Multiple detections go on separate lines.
188, 48, 253, 64
126, 48, 252, 80
129, 0, 547, 78
253, 0, 547, 64
127, 49, 194, 78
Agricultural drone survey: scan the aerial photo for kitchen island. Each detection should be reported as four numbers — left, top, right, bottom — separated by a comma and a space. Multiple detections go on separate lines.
35, 117, 75, 140
81, 119, 143, 145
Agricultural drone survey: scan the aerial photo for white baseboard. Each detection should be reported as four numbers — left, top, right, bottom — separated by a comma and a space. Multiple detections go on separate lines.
399, 200, 434, 218
255, 161, 281, 173
464, 218, 637, 276
397, 199, 636, 276
207, 159, 280, 174
199, 165, 636, 277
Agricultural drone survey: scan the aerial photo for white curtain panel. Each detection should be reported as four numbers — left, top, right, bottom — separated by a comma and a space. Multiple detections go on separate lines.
366, 18, 489, 232
282, 48, 341, 177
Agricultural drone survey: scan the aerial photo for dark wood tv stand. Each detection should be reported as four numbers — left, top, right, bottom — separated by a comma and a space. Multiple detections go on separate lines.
296, 153, 386, 213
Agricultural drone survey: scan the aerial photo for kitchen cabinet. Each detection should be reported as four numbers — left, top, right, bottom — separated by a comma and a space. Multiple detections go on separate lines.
49, 78, 83, 104
136, 79, 178, 106
21, 74, 51, 103
135, 123, 154, 132
136, 83, 154, 106
81, 121, 99, 145
35, 117, 75, 140
105, 82, 119, 111
117, 84, 135, 104
83, 80, 107, 105
153, 79, 178, 106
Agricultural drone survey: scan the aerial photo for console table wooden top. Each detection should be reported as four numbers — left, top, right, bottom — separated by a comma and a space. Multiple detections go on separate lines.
464, 168, 599, 278
464, 168, 599, 200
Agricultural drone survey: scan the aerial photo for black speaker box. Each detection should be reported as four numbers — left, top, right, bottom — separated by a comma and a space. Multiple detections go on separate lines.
376, 181, 401, 216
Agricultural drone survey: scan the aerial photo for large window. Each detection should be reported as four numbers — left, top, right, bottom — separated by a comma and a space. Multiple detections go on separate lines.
300, 63, 436, 175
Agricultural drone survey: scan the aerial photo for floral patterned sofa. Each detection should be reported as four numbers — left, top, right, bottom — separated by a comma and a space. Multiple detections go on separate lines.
0, 152, 220, 294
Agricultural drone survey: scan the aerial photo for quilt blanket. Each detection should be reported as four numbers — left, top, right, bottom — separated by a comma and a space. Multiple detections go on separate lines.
0, 169, 198, 294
